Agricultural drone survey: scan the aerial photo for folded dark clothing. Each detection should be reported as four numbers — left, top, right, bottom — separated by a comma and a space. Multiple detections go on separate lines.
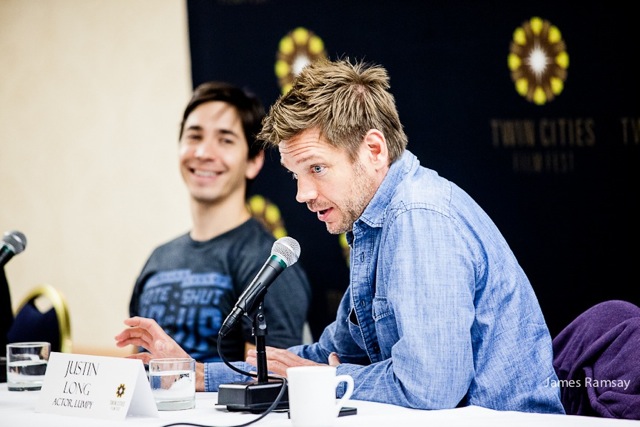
1, 267, 13, 349
553, 300, 640, 419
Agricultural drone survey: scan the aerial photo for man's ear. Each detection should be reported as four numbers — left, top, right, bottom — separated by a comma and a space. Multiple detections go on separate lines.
363, 129, 389, 170
246, 150, 265, 180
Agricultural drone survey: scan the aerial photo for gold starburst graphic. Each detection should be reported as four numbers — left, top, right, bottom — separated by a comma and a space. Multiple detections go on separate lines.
116, 383, 126, 398
247, 194, 287, 239
275, 27, 327, 94
508, 17, 569, 105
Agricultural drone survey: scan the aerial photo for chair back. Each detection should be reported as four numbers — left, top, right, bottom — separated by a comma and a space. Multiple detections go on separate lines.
6, 284, 72, 353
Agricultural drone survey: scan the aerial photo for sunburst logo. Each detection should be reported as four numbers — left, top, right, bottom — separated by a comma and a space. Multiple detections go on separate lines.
247, 194, 287, 239
116, 383, 126, 398
275, 27, 327, 94
508, 17, 569, 105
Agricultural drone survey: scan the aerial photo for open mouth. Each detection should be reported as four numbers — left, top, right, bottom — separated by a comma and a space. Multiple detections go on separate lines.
316, 207, 332, 221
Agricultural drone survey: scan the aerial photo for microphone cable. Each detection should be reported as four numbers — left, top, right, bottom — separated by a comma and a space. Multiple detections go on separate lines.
160, 336, 287, 427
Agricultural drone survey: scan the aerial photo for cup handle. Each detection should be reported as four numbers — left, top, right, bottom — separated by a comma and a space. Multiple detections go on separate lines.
334, 374, 354, 415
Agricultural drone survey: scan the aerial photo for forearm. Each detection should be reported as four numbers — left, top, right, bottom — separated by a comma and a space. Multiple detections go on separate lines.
201, 360, 255, 392
196, 362, 205, 391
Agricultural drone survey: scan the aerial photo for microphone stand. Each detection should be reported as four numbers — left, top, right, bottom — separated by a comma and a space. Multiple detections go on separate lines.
217, 302, 289, 413
253, 304, 269, 384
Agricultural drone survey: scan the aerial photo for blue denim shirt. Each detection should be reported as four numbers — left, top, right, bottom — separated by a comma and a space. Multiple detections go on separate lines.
204, 150, 564, 414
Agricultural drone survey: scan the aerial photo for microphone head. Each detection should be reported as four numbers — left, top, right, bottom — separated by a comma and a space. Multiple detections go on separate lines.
2, 230, 27, 254
271, 236, 300, 267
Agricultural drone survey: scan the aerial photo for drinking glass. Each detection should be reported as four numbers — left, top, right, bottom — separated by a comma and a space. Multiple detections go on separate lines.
148, 357, 196, 410
6, 341, 50, 391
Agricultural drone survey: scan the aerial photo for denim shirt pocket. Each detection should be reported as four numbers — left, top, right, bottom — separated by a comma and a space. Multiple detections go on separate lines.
372, 297, 397, 359
347, 308, 366, 350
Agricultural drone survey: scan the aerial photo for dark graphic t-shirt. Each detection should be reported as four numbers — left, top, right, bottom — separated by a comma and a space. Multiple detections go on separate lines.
129, 219, 311, 362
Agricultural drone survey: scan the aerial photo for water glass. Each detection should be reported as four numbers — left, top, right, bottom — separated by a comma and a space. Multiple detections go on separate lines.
148, 357, 196, 410
6, 341, 51, 391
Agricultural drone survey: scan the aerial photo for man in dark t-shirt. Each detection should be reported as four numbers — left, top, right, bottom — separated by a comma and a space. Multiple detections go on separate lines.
128, 82, 311, 362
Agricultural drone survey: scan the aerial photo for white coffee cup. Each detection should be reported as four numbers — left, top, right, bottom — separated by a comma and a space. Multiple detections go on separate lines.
287, 365, 354, 427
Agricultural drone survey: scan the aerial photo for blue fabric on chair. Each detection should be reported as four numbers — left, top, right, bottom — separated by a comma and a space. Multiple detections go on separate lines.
6, 300, 60, 352
553, 300, 640, 419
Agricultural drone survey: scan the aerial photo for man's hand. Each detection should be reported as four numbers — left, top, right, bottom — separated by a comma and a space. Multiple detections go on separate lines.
115, 317, 207, 391
114, 316, 190, 362
246, 346, 338, 376
328, 352, 341, 366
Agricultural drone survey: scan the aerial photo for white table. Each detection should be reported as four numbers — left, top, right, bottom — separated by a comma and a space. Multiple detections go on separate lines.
0, 383, 637, 426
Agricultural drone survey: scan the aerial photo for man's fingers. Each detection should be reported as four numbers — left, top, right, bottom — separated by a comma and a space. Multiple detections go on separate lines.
246, 347, 328, 376
328, 352, 341, 366
126, 353, 153, 364
115, 327, 152, 347
265, 346, 305, 364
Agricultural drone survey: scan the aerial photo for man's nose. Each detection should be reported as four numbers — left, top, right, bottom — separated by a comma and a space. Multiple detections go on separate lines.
295, 177, 317, 204
194, 138, 218, 159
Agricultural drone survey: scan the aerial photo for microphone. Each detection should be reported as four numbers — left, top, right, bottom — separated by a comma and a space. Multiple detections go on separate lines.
0, 230, 27, 268
219, 236, 300, 338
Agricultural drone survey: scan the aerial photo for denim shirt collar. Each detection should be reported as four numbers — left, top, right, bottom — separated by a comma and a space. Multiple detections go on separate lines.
354, 149, 418, 231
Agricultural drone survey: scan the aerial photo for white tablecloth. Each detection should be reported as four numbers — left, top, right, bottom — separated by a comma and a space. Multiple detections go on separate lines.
0, 383, 637, 426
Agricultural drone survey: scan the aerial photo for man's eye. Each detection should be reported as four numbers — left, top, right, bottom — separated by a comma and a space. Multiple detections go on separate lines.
312, 166, 324, 174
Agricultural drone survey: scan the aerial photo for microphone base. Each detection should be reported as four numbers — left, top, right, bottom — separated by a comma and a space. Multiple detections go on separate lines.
217, 379, 288, 413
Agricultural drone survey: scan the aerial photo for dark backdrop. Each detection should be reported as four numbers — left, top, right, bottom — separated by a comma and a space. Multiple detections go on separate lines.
185, 0, 639, 339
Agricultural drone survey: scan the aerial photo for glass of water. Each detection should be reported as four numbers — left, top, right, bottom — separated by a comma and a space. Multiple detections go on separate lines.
6, 341, 51, 391
148, 357, 196, 410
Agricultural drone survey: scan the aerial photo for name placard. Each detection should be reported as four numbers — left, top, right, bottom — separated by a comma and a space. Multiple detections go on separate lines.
36, 352, 158, 420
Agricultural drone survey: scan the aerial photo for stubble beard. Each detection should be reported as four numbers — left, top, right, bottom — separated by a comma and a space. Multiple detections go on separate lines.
326, 160, 377, 235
